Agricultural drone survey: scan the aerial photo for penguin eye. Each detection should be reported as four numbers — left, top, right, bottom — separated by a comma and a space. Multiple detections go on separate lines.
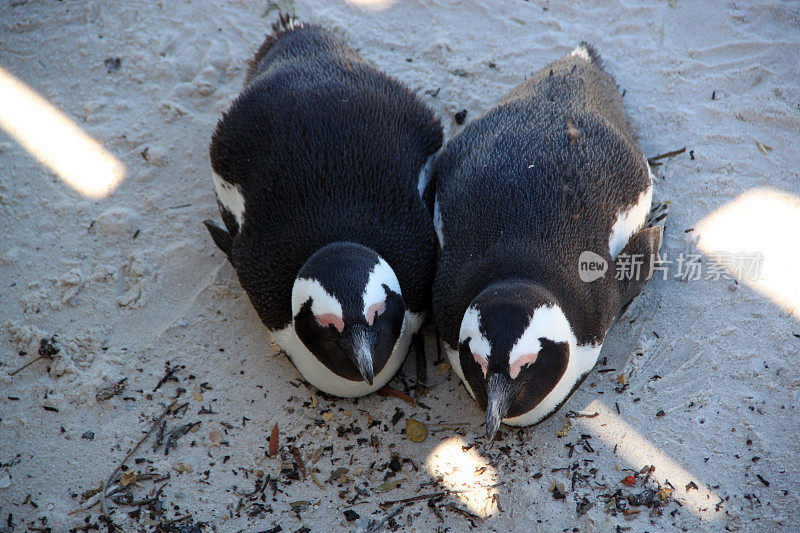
366, 300, 386, 326
472, 352, 488, 377
315, 313, 344, 333
509, 352, 538, 379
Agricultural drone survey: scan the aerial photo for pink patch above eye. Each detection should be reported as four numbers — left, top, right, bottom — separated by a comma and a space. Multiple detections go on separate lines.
473, 352, 488, 377
366, 300, 385, 326
315, 313, 344, 333
509, 352, 538, 379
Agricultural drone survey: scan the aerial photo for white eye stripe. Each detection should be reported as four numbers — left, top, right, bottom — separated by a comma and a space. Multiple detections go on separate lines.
508, 305, 573, 368
459, 306, 491, 360
460, 304, 582, 380
292, 278, 343, 319
361, 257, 400, 322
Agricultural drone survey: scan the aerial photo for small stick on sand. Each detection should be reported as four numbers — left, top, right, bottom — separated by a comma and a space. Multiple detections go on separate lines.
9, 337, 60, 376
366, 503, 409, 533
565, 411, 600, 419
308, 468, 324, 488
648, 147, 687, 165
377, 386, 417, 406
378, 483, 503, 508
8, 355, 48, 376
101, 399, 177, 516
379, 492, 448, 508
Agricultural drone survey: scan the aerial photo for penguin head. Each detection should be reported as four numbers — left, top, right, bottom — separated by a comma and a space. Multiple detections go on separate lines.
457, 279, 575, 441
291, 242, 406, 386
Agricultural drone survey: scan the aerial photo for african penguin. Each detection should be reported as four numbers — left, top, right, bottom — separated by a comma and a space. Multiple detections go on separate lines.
205, 14, 443, 397
432, 43, 661, 439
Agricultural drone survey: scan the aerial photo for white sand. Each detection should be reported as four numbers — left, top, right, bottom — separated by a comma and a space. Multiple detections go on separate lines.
1, 1, 799, 531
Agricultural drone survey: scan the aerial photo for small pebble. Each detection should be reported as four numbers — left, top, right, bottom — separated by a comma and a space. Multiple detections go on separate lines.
405, 418, 427, 442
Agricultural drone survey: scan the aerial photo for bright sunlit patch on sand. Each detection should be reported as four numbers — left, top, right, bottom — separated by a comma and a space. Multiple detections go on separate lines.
0, 65, 125, 199
425, 436, 499, 517
696, 187, 800, 315
579, 400, 722, 520
344, 0, 396, 10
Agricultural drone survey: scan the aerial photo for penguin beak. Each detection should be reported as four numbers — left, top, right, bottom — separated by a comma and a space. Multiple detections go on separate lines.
485, 372, 514, 442
341, 325, 376, 386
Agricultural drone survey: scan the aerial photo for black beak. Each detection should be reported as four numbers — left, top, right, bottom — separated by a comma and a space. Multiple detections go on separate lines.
485, 373, 514, 442
338, 324, 377, 386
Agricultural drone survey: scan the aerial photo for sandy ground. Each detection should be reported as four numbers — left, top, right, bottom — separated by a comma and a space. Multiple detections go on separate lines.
1, 1, 799, 531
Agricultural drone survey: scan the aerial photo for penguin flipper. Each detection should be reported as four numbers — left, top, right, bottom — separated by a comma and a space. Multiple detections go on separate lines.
646, 202, 669, 227
615, 226, 662, 307
203, 219, 233, 262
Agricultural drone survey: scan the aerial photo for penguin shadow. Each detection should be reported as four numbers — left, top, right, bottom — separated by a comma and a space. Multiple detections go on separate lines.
533, 284, 725, 524
596, 283, 662, 382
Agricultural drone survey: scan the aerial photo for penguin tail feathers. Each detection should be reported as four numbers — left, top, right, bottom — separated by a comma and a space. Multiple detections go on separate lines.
571, 42, 603, 67
245, 13, 304, 85
271, 12, 303, 34
204, 219, 233, 262
646, 202, 669, 228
